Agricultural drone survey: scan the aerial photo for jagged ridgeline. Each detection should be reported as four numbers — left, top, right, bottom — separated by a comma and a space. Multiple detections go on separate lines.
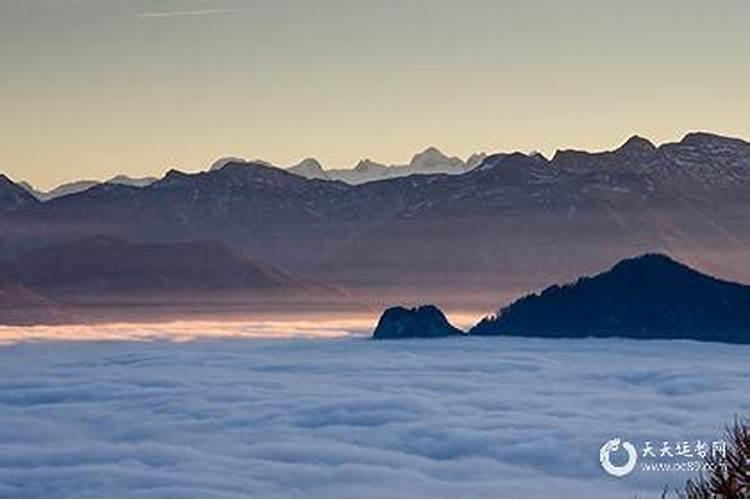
3, 132, 750, 311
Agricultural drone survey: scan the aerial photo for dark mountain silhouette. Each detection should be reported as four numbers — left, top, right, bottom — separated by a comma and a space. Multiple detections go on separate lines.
2, 132, 750, 307
4, 236, 350, 299
0, 236, 355, 324
470, 254, 750, 344
7, 236, 301, 292
372, 305, 464, 339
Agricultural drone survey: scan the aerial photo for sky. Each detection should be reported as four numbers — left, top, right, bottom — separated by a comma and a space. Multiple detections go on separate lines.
1, 0, 750, 189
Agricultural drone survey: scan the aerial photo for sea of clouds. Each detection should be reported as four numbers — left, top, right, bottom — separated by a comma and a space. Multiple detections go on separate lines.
0, 333, 747, 498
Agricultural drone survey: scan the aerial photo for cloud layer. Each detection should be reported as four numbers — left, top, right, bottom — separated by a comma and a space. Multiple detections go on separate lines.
0, 335, 747, 497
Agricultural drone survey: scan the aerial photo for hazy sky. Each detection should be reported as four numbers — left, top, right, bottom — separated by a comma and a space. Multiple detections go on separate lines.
2, 0, 750, 189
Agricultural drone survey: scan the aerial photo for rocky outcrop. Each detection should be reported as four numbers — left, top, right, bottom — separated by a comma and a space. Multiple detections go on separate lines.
372, 305, 464, 339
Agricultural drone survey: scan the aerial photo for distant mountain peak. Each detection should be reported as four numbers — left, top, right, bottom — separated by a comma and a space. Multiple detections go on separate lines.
290, 157, 324, 173
414, 146, 445, 158
618, 135, 657, 155
354, 159, 386, 172
288, 158, 329, 180
209, 157, 247, 171
163, 168, 190, 180
409, 146, 463, 169
296, 157, 323, 168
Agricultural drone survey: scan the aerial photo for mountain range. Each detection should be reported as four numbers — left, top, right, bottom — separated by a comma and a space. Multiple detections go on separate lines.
22, 146, 475, 201
2, 131, 750, 310
213, 146, 479, 184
